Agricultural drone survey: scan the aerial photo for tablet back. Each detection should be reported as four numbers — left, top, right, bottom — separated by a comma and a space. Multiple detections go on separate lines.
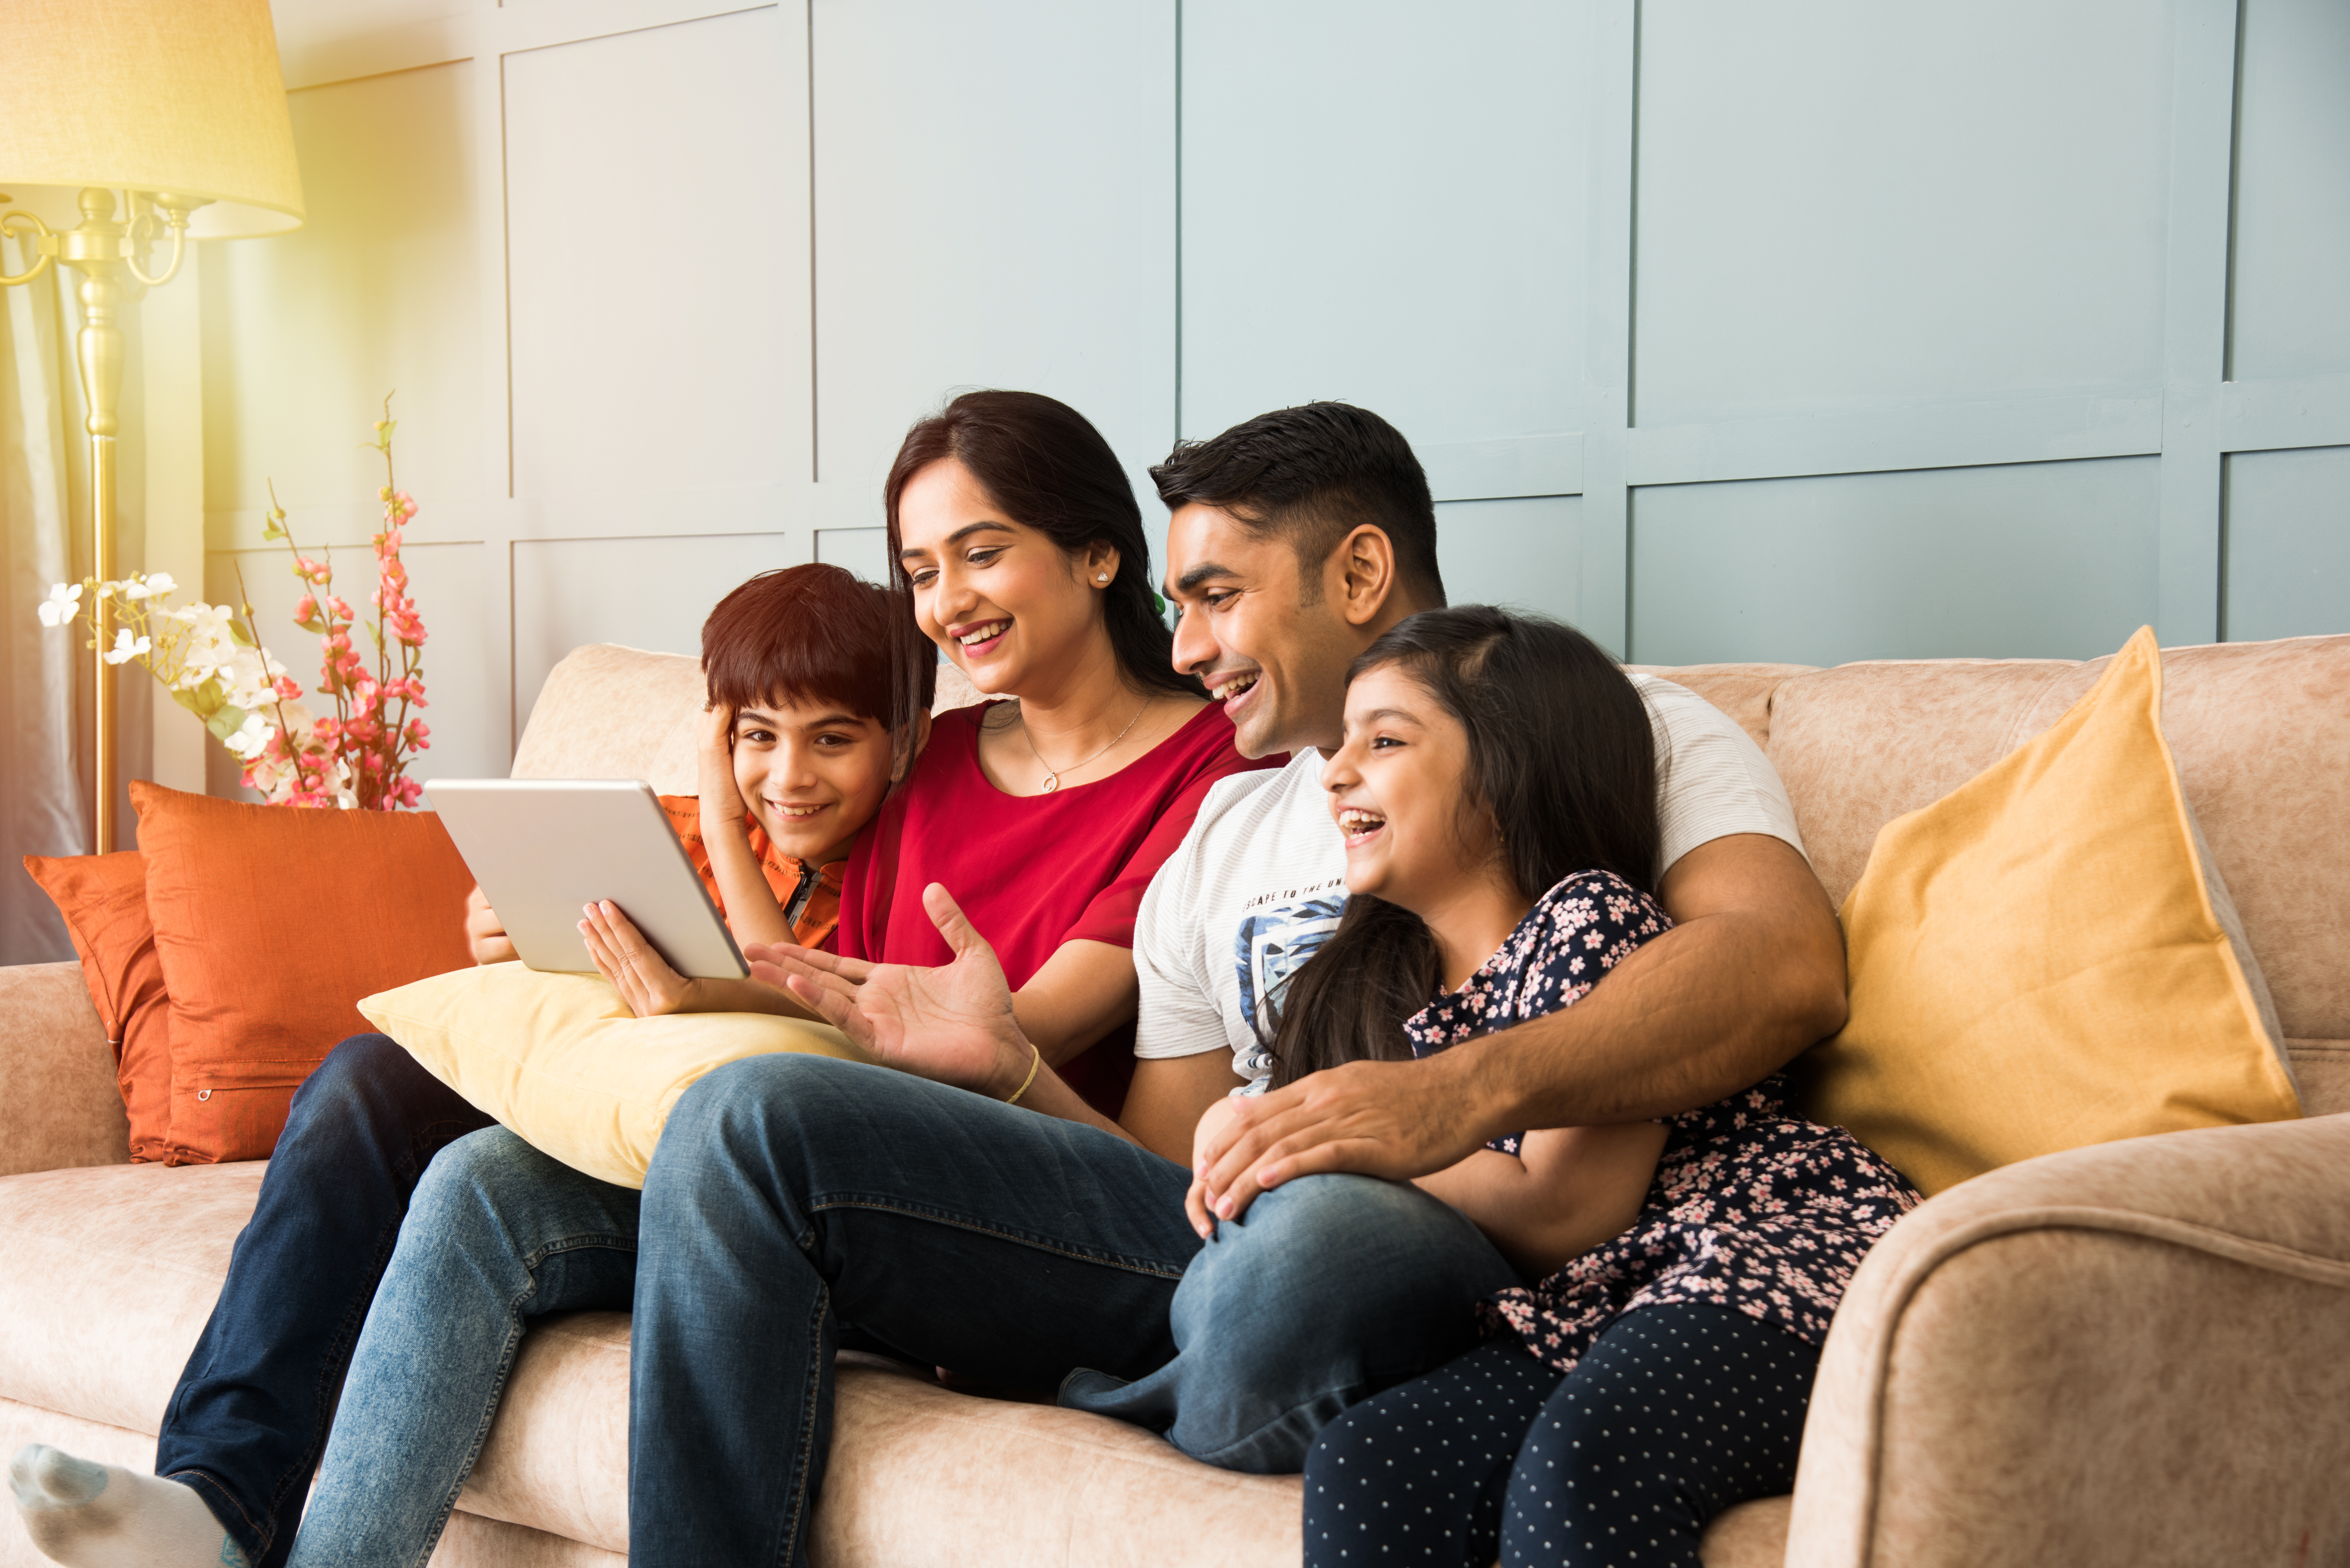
423, 779, 748, 979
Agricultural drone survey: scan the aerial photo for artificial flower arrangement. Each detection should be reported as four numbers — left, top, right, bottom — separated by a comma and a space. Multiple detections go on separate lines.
36, 399, 432, 809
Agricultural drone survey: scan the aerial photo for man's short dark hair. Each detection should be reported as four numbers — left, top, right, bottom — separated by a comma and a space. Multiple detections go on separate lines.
1149, 403, 1445, 606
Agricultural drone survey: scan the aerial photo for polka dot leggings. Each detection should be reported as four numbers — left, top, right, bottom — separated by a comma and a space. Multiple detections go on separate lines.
1302, 1304, 1818, 1568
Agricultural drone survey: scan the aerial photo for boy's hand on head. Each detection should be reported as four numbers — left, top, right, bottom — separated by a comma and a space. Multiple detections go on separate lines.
580, 900, 697, 1017
696, 702, 750, 834
754, 884, 1035, 1098
1192, 1055, 1491, 1223
466, 884, 518, 966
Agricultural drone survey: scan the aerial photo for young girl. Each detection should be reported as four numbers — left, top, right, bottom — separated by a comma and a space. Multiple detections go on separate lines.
1276, 605, 1919, 1568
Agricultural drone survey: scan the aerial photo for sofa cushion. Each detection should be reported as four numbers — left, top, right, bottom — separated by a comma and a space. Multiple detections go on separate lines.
361, 963, 865, 1188
20, 852, 172, 1162
1802, 629, 2301, 1194
1767, 634, 2350, 1115
0, 1159, 1306, 1564
0, 1162, 264, 1431
131, 782, 479, 1164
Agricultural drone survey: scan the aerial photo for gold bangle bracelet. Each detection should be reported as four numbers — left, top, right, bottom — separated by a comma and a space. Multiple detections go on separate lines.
1003, 1042, 1043, 1105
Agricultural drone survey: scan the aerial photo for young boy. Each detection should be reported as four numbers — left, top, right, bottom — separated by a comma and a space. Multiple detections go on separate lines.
6, 562, 931, 1568
467, 562, 933, 994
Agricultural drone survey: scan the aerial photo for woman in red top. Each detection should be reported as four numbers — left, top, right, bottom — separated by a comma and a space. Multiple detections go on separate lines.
837, 390, 1275, 1118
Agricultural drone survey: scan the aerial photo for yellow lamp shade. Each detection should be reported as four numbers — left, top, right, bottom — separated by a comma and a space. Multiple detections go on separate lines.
0, 0, 303, 238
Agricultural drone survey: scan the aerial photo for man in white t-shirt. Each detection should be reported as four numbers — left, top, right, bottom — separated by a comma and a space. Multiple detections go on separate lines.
1127, 409, 1834, 1225
1040, 402, 1844, 1461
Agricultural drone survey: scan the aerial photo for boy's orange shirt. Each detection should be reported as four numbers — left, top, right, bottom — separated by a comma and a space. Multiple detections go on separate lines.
657, 795, 846, 953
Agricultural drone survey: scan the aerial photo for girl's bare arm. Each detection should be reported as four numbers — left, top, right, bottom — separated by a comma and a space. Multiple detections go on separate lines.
1412, 1122, 1667, 1278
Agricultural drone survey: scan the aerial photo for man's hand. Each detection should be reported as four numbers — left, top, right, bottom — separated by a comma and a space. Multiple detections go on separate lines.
466, 884, 518, 966
1191, 1055, 1492, 1224
580, 900, 696, 1017
751, 883, 1033, 1097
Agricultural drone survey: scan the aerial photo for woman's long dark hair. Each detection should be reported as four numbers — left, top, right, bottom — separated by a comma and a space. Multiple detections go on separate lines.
883, 390, 1196, 698
1267, 606, 1661, 1087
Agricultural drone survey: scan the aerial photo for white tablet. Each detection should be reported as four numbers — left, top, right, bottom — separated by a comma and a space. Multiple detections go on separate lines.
423, 778, 749, 980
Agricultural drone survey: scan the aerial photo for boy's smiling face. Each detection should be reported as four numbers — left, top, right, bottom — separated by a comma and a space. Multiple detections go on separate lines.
729, 696, 898, 867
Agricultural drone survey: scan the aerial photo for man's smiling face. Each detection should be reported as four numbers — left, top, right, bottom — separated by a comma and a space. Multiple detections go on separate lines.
1163, 502, 1371, 759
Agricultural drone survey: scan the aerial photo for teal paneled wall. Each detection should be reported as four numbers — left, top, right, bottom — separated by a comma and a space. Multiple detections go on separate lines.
800, 0, 2344, 662
1632, 459, 2161, 667
1434, 496, 1583, 624
2231, 0, 2350, 382
810, 0, 1176, 534
2225, 447, 2350, 641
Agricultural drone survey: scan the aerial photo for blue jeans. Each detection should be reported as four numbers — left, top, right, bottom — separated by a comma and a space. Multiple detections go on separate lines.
156, 1034, 494, 1568
291, 1053, 1518, 1568
286, 1127, 639, 1568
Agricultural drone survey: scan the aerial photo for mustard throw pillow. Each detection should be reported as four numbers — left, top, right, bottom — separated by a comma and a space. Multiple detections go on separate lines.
360, 963, 868, 1188
1797, 626, 2301, 1195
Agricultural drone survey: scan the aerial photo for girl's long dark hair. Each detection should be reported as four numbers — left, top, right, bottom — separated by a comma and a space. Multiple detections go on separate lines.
1267, 606, 1661, 1087
884, 390, 1197, 699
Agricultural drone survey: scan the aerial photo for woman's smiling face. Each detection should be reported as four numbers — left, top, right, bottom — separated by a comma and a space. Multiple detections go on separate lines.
1319, 661, 1495, 918
894, 456, 1113, 697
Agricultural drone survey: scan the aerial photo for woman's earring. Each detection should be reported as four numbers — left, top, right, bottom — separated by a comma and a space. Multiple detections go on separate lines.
1096, 572, 1109, 583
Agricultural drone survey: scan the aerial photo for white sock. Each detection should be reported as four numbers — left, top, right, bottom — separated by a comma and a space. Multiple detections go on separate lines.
9, 1446, 248, 1568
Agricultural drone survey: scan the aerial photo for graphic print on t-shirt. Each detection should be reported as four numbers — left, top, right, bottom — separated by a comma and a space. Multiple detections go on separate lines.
1232, 886, 1348, 1085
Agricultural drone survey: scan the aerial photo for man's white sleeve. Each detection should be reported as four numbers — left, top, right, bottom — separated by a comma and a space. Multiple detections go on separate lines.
1131, 817, 1236, 1061
1637, 676, 1808, 878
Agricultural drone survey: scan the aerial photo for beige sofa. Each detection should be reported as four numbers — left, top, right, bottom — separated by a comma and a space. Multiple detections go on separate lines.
1, 635, 2345, 1568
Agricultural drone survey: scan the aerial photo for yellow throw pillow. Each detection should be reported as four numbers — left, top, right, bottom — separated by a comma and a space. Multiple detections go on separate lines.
1797, 626, 2301, 1195
360, 963, 868, 1188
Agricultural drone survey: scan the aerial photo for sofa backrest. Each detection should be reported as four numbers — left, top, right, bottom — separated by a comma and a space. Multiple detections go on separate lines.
521, 637, 2350, 1115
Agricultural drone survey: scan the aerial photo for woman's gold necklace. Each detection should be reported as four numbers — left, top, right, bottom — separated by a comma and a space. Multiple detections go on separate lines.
1019, 698, 1148, 793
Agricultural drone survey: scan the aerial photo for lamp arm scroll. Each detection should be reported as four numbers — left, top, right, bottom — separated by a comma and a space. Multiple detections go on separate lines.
120, 192, 205, 290
0, 204, 57, 288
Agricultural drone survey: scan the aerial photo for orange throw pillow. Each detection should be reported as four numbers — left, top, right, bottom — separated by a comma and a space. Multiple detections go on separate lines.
131, 781, 478, 1164
20, 851, 174, 1162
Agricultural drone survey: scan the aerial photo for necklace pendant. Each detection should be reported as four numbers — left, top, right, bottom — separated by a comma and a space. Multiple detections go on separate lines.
1041, 773, 1060, 793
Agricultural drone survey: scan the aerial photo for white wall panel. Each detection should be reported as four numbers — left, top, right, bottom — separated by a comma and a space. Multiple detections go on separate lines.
505, 10, 793, 500
811, 0, 1176, 531
1435, 496, 1581, 624
815, 526, 890, 583
1630, 458, 2160, 667
512, 532, 793, 723
203, 542, 494, 798
1634, 0, 2172, 427
2228, 0, 2350, 382
1180, 0, 1589, 479
201, 61, 482, 516
2224, 447, 2350, 641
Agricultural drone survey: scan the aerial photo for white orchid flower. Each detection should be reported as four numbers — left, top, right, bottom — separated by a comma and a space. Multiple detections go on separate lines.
35, 583, 82, 628
118, 577, 154, 601
143, 572, 177, 596
221, 713, 275, 761
102, 629, 152, 666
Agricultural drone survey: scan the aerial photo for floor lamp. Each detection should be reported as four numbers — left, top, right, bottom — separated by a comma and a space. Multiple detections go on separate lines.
0, 0, 304, 854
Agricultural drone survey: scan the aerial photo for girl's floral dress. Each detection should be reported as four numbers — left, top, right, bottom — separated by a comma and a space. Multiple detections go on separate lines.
1405, 868, 1922, 1374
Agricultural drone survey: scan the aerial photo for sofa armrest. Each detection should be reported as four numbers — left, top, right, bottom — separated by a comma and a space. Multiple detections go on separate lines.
1786, 1113, 2350, 1567
0, 963, 132, 1177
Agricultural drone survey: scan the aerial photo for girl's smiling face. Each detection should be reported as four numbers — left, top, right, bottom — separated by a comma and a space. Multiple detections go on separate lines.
730, 697, 897, 866
1320, 662, 1497, 919
894, 456, 1115, 697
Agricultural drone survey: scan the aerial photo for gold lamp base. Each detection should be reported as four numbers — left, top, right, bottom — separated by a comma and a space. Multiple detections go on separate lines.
3, 186, 203, 853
